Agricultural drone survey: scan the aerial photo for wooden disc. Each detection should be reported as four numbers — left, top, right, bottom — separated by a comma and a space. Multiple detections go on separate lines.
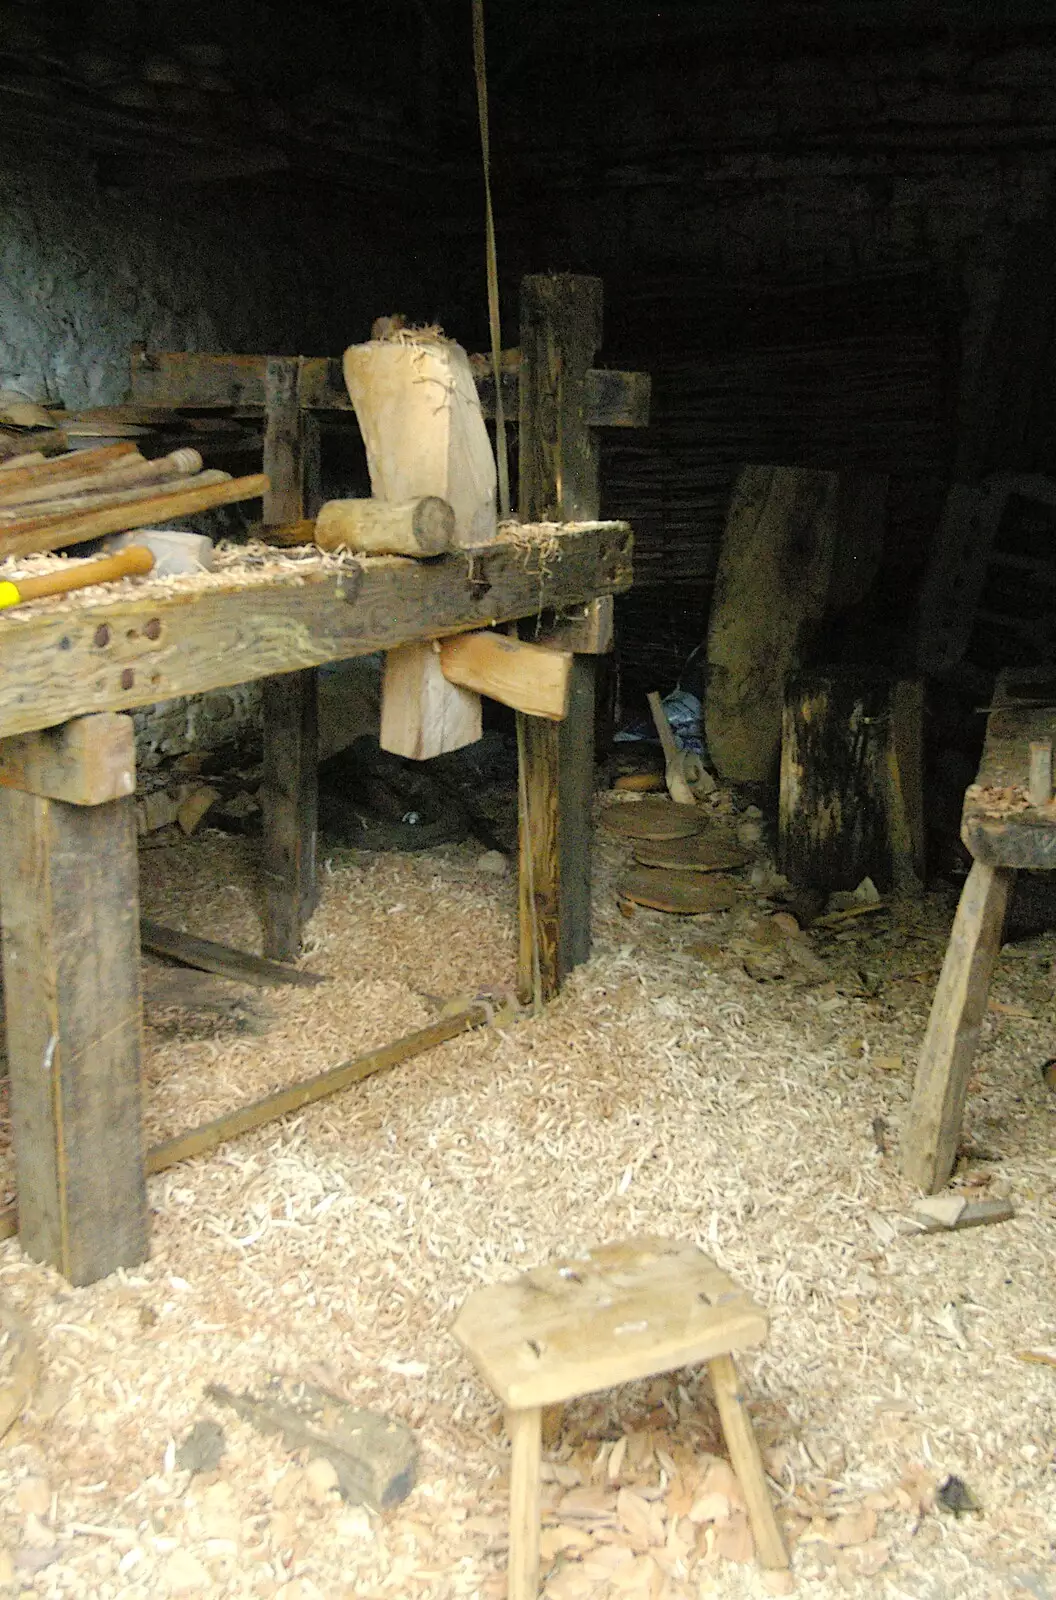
632, 831, 752, 873
618, 867, 737, 914
601, 797, 702, 841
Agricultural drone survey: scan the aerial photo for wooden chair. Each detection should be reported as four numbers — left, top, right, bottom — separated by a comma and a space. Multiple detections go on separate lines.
903, 668, 1053, 1193
453, 1235, 789, 1599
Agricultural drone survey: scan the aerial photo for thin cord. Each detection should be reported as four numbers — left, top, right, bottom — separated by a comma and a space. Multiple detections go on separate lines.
471, 0, 511, 520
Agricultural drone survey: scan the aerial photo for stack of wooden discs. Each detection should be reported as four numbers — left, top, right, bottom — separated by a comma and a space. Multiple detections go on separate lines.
601, 797, 751, 914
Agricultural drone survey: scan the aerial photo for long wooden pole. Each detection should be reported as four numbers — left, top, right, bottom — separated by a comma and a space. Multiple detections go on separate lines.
0, 1003, 490, 1244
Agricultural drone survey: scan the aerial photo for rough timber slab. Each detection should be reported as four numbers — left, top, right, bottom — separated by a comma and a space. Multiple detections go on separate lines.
0, 523, 632, 741
453, 1236, 768, 1410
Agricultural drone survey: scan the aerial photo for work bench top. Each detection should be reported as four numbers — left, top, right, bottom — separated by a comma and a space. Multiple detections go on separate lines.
0, 521, 632, 743
962, 666, 1056, 869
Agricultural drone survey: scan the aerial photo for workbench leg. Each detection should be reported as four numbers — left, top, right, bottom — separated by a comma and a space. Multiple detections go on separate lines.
517, 655, 596, 1005
506, 1405, 542, 1600
0, 786, 147, 1284
902, 860, 1013, 1193
261, 670, 319, 962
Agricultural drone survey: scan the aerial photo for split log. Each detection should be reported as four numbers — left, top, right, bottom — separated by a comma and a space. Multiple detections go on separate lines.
343, 336, 496, 547
778, 672, 924, 893
380, 640, 482, 759
315, 496, 454, 557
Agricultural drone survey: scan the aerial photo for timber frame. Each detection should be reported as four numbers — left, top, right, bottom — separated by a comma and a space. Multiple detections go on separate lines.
0, 274, 645, 1283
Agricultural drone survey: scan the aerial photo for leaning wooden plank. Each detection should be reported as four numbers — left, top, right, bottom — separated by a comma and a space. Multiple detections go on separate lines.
380, 641, 482, 759
0, 473, 268, 560
0, 469, 230, 529
0, 785, 147, 1284
440, 630, 571, 719
902, 860, 1013, 1193
146, 1004, 489, 1170
0, 441, 140, 494
907, 1195, 1016, 1233
140, 919, 327, 987
0, 713, 134, 804
0, 522, 633, 740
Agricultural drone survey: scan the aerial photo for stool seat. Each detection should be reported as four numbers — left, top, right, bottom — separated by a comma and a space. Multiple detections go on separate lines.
454, 1235, 768, 1409
454, 1237, 790, 1598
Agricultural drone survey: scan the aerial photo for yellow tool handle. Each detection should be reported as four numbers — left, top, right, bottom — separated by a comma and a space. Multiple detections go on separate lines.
0, 544, 155, 608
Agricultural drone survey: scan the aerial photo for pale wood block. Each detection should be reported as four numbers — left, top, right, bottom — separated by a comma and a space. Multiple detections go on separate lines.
0, 712, 134, 804
506, 1407, 542, 1600
902, 859, 1013, 1192
453, 1237, 768, 1410
315, 496, 455, 557
380, 640, 482, 760
343, 338, 497, 547
440, 630, 571, 720
708, 1353, 789, 1571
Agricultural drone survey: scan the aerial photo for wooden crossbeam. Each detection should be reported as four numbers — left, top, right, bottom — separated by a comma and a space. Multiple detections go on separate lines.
129, 349, 651, 429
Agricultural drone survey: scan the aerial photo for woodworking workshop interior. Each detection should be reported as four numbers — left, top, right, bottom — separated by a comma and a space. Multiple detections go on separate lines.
0, 1, 1054, 1597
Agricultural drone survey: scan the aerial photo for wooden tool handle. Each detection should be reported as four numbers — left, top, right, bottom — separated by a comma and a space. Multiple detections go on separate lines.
647, 691, 681, 766
0, 545, 154, 606
0, 442, 140, 495
0, 473, 269, 561
0, 469, 230, 528
0, 446, 203, 509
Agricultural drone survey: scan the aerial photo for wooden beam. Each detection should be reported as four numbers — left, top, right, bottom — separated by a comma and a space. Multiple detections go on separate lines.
0, 781, 147, 1284
0, 523, 632, 741
140, 920, 326, 987
901, 860, 1013, 1193
516, 275, 603, 1002
263, 357, 305, 528
261, 671, 319, 962
0, 713, 134, 804
519, 273, 604, 522
129, 349, 650, 429
528, 596, 614, 655
439, 631, 571, 719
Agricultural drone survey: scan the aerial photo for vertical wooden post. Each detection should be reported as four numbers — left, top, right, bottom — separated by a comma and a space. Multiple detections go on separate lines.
261, 672, 319, 961
0, 723, 147, 1285
506, 1406, 543, 1600
517, 275, 602, 1003
262, 357, 319, 959
902, 859, 1013, 1193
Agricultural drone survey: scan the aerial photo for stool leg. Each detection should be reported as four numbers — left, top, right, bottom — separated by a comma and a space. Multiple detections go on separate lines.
708, 1354, 789, 1571
507, 1405, 542, 1600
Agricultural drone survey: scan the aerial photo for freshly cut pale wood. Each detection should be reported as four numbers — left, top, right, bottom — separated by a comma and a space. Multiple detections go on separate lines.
380, 641, 482, 759
0, 712, 134, 804
902, 860, 1013, 1193
0, 470, 231, 533
618, 866, 737, 914
0, 441, 140, 493
315, 496, 455, 557
0, 472, 268, 560
440, 630, 571, 720
0, 447, 202, 508
708, 1354, 790, 1571
0, 452, 45, 472
343, 337, 496, 547
631, 831, 751, 873
600, 797, 701, 841
453, 1236, 769, 1410
506, 1407, 542, 1600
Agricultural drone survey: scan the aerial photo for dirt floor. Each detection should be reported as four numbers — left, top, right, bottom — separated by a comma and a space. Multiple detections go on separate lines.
0, 793, 1053, 1599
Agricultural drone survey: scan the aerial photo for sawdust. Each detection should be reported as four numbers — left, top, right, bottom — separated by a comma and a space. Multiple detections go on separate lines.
0, 811, 1052, 1598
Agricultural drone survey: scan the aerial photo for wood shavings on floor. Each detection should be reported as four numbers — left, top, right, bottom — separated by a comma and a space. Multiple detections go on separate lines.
0, 812, 1053, 1599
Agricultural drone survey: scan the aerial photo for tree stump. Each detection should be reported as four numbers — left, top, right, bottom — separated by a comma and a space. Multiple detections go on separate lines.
778, 673, 924, 893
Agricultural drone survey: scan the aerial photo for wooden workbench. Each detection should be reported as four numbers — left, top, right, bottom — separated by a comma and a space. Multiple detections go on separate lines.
0, 273, 646, 1286
902, 667, 1054, 1191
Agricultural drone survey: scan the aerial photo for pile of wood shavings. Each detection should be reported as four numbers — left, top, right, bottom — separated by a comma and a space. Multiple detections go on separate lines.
0, 815, 1051, 1599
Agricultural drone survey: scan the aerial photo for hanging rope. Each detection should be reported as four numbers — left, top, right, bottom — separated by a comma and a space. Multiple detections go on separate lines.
471, 0, 511, 520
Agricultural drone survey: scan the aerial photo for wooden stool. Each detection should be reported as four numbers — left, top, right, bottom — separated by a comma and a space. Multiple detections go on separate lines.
453, 1236, 789, 1599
